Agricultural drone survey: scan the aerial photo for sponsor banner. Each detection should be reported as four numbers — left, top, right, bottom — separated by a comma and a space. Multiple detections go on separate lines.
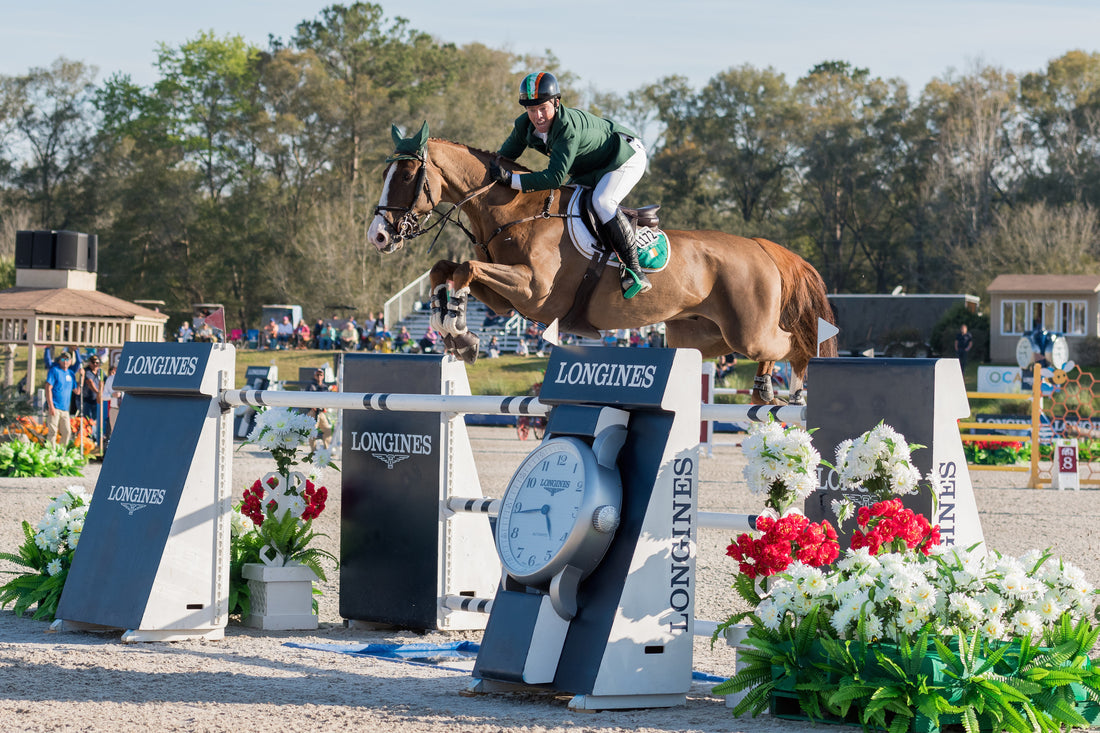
112, 342, 214, 395
977, 366, 1024, 393
540, 346, 677, 409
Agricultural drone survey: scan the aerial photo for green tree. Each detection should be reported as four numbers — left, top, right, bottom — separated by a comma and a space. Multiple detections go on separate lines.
6, 58, 98, 227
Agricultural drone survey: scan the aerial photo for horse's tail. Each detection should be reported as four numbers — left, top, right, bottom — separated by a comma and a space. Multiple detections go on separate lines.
753, 238, 837, 362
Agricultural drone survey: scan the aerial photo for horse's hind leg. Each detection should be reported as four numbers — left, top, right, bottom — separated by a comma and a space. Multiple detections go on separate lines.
752, 361, 778, 405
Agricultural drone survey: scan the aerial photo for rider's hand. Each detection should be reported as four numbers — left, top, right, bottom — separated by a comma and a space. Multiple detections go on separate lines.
489, 160, 512, 187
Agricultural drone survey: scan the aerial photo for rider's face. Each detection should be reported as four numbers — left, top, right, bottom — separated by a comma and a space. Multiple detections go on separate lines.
526, 100, 556, 134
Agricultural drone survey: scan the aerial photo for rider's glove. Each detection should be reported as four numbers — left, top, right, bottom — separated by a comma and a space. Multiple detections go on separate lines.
489, 159, 512, 187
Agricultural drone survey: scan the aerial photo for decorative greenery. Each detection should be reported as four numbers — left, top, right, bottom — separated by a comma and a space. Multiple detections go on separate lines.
715, 541, 1100, 731
0, 487, 90, 620
0, 440, 86, 478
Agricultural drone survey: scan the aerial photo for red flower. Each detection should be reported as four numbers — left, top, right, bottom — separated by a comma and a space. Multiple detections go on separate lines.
726, 513, 839, 579
852, 499, 940, 556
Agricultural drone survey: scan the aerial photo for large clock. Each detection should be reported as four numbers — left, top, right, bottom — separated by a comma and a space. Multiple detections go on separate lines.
495, 432, 623, 619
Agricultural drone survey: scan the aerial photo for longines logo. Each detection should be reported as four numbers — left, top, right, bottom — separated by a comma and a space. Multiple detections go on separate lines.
106, 484, 167, 515
121, 354, 199, 377
551, 360, 657, 389
350, 431, 431, 469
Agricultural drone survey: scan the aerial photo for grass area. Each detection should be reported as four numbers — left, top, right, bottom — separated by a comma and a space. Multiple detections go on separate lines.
235, 349, 552, 396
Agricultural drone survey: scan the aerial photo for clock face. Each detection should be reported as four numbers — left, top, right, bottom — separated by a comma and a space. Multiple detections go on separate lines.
1050, 336, 1069, 368
1015, 336, 1034, 369
497, 439, 587, 581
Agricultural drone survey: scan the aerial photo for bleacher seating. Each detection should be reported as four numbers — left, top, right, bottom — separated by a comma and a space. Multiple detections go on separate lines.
392, 296, 603, 355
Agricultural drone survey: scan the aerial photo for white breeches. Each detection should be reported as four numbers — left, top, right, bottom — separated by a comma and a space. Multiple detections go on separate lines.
591, 134, 647, 224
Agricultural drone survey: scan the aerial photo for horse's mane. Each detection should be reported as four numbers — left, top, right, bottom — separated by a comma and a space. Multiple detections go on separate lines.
429, 138, 533, 174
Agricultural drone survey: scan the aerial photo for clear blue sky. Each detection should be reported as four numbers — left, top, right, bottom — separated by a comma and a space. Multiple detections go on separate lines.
1, 1, 1098, 95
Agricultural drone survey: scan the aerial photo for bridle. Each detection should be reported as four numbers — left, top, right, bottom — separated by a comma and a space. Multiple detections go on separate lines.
373, 149, 437, 240
374, 147, 573, 255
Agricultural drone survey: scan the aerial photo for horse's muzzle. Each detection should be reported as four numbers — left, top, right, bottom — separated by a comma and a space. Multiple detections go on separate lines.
367, 215, 403, 253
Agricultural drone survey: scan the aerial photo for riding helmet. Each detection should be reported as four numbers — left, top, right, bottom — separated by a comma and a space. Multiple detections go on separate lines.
519, 71, 561, 107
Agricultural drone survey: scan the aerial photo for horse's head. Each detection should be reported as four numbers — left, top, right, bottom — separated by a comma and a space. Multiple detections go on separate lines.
368, 122, 437, 253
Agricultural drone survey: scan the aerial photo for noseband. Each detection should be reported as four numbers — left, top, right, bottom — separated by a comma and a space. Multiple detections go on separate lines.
374, 150, 436, 240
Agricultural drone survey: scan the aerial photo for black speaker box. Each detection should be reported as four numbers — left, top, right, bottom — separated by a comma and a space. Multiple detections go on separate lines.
32, 231, 54, 269
15, 231, 34, 268
86, 234, 98, 273
55, 231, 88, 271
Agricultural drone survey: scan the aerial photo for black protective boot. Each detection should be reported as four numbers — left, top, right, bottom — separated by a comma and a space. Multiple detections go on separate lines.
601, 211, 651, 298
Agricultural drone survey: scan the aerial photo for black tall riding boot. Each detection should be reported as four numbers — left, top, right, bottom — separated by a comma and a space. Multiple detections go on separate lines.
601, 211, 651, 298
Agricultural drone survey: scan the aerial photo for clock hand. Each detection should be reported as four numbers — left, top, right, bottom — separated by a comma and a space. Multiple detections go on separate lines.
544, 510, 552, 538
514, 507, 546, 514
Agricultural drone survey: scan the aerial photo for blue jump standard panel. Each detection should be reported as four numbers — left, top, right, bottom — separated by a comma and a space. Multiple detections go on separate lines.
338, 353, 499, 631
55, 342, 234, 641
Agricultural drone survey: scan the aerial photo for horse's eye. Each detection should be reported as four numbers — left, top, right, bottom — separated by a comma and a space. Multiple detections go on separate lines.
402, 172, 414, 183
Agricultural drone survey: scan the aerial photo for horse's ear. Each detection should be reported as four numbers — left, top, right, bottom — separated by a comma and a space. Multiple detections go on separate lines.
390, 121, 430, 159
410, 121, 429, 152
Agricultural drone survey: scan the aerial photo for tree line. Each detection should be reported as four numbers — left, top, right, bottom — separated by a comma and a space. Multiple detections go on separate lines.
0, 2, 1098, 333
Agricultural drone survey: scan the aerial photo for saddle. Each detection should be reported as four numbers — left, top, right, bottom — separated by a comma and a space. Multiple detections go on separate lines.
560, 190, 662, 339
575, 188, 661, 247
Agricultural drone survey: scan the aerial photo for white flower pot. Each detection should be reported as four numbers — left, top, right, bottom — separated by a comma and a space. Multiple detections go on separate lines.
242, 562, 318, 630
723, 623, 760, 712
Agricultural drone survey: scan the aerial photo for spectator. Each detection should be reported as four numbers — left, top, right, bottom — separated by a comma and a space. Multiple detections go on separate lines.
487, 335, 500, 358
78, 354, 104, 441
103, 364, 120, 442
601, 331, 618, 348
419, 327, 440, 354
305, 369, 334, 451
276, 316, 294, 349
45, 351, 79, 446
394, 326, 412, 353
339, 321, 359, 350
954, 324, 973, 372
262, 319, 278, 350
646, 329, 663, 348
195, 321, 213, 342
629, 329, 642, 347
312, 319, 325, 348
716, 353, 737, 381
295, 319, 312, 349
178, 321, 194, 342
319, 322, 336, 350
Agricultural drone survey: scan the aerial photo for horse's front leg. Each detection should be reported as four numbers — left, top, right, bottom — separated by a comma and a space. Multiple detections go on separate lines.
434, 261, 537, 364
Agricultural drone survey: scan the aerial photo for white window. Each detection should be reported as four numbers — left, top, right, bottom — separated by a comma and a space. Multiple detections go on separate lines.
1001, 300, 1027, 335
1032, 300, 1057, 331
1061, 301, 1087, 335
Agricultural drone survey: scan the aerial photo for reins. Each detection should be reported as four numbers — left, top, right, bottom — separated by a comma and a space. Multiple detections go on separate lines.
377, 147, 575, 260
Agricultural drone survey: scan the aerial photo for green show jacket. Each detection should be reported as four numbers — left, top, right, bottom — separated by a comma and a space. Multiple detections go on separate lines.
498, 106, 639, 192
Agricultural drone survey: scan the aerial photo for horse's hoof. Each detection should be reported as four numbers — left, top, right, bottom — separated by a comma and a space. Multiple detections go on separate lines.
451, 332, 480, 364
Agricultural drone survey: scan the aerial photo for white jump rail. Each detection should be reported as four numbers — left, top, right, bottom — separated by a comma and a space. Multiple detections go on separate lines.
221, 388, 806, 426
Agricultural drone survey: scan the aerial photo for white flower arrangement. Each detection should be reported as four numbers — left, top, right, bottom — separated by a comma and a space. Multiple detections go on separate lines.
741, 418, 821, 515
833, 422, 931, 501
1, 485, 92, 620
246, 407, 317, 455
34, 485, 91, 560
755, 545, 1098, 645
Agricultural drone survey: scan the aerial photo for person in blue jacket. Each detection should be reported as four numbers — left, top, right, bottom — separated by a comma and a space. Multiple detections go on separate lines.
491, 71, 651, 298
45, 351, 79, 445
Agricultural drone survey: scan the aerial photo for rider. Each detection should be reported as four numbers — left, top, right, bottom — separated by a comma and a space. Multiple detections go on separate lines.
490, 71, 651, 298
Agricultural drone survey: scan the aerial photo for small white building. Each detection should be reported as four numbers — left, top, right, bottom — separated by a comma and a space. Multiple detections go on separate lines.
1, 230, 168, 390
987, 274, 1100, 363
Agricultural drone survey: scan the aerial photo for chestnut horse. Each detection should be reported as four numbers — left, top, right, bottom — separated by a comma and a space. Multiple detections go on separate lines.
367, 124, 836, 404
